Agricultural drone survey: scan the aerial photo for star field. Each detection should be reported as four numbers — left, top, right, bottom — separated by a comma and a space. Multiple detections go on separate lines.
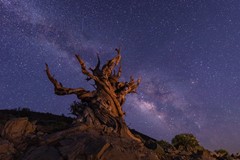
1, 0, 240, 153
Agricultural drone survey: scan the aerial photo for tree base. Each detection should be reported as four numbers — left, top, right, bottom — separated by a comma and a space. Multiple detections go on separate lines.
73, 106, 141, 142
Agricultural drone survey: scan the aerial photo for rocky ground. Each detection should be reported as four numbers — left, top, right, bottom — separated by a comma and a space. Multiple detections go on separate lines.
0, 108, 239, 160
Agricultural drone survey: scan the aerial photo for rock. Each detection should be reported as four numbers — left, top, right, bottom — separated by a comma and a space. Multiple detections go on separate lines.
1, 117, 36, 144
21, 126, 159, 160
0, 154, 14, 160
4, 110, 239, 160
0, 139, 15, 160
234, 152, 240, 159
0, 124, 4, 134
144, 139, 157, 150
36, 131, 44, 136
0, 139, 15, 154
201, 150, 216, 160
58, 133, 107, 159
23, 146, 63, 160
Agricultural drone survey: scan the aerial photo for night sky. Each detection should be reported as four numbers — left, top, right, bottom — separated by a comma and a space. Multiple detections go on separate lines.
1, 0, 240, 153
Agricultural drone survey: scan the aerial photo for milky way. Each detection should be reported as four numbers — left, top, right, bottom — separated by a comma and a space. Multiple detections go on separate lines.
1, 0, 240, 152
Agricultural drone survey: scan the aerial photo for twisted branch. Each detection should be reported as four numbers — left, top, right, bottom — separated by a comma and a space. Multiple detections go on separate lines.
102, 48, 121, 77
75, 55, 99, 82
45, 64, 92, 98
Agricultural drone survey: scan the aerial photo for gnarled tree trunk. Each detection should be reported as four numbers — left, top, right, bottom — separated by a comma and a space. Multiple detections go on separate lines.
45, 49, 141, 141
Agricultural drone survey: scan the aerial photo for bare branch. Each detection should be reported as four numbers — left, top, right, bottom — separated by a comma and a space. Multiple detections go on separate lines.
116, 63, 122, 78
95, 53, 101, 70
102, 48, 121, 77
45, 63, 89, 96
121, 77, 141, 95
75, 55, 99, 82
90, 53, 102, 77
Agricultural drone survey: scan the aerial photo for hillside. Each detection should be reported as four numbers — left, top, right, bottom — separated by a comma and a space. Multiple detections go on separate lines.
0, 108, 239, 160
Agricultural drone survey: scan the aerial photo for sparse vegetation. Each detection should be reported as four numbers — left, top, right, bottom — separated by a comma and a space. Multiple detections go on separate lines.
16, 107, 31, 112
215, 149, 229, 156
171, 133, 202, 151
215, 149, 234, 160
157, 140, 175, 152
69, 101, 86, 117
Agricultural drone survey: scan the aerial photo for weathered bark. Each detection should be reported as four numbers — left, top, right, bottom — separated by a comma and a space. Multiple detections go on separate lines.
45, 49, 140, 141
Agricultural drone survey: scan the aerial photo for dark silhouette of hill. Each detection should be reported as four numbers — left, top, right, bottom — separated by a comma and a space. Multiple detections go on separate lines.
0, 108, 72, 123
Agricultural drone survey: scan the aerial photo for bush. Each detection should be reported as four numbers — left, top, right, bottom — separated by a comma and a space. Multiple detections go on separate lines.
215, 149, 229, 156
15, 107, 31, 112
171, 133, 201, 151
215, 149, 234, 160
69, 101, 87, 117
157, 140, 174, 152
14, 107, 31, 116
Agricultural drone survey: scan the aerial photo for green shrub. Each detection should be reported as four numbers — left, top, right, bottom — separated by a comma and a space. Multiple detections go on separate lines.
215, 149, 233, 160
171, 133, 201, 151
157, 140, 174, 152
215, 149, 229, 156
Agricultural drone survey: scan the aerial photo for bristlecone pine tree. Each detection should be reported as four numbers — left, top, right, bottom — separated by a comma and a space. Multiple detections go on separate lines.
45, 49, 141, 141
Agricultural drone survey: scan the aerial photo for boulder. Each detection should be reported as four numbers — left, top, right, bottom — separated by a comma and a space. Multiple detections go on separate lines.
58, 134, 107, 159
0, 138, 15, 160
23, 146, 63, 160
22, 126, 159, 160
0, 139, 15, 154
1, 117, 36, 144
